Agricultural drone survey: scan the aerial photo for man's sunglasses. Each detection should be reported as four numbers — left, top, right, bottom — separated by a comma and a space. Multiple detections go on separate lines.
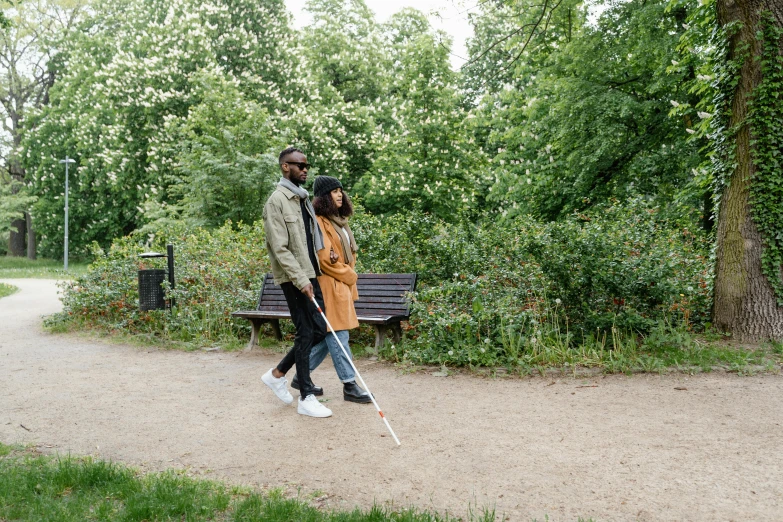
283, 161, 311, 170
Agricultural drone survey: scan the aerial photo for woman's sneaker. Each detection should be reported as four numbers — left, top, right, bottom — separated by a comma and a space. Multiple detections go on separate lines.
261, 368, 294, 405
297, 394, 333, 418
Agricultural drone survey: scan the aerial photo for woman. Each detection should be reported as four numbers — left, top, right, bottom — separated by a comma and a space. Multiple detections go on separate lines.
291, 175, 372, 404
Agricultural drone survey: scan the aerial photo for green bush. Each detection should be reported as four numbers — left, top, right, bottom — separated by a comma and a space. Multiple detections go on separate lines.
353, 201, 712, 367
52, 200, 711, 365
50, 221, 269, 344
352, 208, 486, 285
518, 202, 712, 333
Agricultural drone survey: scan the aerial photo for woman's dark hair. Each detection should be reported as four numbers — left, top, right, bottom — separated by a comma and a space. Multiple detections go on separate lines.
313, 190, 353, 218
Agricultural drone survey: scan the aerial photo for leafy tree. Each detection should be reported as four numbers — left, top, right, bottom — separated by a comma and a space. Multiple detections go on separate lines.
272, 99, 377, 190
663, 0, 783, 340
303, 0, 388, 104
23, 0, 297, 259
142, 72, 283, 230
708, 0, 783, 340
465, 0, 705, 222
288, 0, 389, 189
356, 9, 489, 219
462, 0, 582, 101
1, 0, 88, 257
203, 0, 308, 109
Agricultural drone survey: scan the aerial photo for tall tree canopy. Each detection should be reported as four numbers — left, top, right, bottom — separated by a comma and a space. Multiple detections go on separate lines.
1, 0, 88, 257
464, 0, 705, 221
23, 0, 298, 257
355, 9, 489, 217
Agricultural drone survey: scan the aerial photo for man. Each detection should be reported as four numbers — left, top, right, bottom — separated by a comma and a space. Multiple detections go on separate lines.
260, 147, 332, 418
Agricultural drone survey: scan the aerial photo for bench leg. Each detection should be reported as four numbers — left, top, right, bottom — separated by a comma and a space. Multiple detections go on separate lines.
373, 326, 386, 353
246, 319, 261, 352
373, 323, 402, 353
244, 319, 283, 352
391, 323, 402, 343
269, 319, 282, 341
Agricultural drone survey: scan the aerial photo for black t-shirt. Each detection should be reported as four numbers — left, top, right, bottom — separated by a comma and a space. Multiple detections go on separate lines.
300, 199, 321, 277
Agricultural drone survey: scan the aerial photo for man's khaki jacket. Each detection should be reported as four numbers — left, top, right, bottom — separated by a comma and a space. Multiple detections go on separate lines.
263, 184, 321, 290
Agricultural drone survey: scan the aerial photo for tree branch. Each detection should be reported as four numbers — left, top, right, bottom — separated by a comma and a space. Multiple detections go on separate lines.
464, 19, 543, 66
497, 0, 564, 76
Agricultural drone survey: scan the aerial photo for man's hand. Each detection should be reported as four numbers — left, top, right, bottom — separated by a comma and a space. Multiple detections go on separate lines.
329, 248, 338, 263
300, 283, 315, 300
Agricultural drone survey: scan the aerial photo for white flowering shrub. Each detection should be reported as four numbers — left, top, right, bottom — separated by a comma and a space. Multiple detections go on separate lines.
303, 0, 389, 105
143, 71, 283, 230
355, 10, 490, 219
23, 0, 299, 258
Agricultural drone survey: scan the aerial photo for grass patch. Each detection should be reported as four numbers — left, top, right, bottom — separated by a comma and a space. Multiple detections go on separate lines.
0, 443, 505, 521
0, 443, 231, 522
0, 257, 89, 279
379, 320, 783, 377
43, 313, 281, 353
45, 310, 783, 377
0, 282, 17, 299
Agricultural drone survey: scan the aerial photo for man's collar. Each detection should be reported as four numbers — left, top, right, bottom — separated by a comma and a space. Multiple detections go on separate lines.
277, 184, 298, 199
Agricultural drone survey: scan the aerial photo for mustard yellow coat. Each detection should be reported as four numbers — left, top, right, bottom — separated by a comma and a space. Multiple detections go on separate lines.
316, 215, 359, 331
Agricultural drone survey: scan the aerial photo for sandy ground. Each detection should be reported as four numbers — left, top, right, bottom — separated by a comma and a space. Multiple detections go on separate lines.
1, 278, 783, 521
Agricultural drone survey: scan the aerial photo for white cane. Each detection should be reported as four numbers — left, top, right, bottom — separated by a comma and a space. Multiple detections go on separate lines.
311, 296, 401, 446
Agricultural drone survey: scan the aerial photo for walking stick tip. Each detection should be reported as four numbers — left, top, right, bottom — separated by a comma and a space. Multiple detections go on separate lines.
312, 293, 400, 446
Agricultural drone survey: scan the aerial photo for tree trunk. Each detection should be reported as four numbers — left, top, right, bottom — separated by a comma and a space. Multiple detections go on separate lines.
7, 219, 25, 256
26, 212, 36, 260
713, 0, 783, 341
7, 201, 25, 256
6, 108, 26, 257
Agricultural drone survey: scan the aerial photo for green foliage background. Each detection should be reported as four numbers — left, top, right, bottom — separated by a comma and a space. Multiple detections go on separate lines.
52, 201, 711, 368
17, 0, 715, 256
354, 202, 711, 366
6, 0, 783, 363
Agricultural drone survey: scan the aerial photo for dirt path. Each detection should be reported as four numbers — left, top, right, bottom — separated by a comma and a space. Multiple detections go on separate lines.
1, 279, 782, 521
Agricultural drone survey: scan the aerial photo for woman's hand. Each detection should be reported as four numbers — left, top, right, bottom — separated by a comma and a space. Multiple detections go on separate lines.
329, 248, 338, 263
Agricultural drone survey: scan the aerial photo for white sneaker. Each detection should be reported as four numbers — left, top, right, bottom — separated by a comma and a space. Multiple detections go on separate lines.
261, 368, 294, 405
297, 394, 333, 418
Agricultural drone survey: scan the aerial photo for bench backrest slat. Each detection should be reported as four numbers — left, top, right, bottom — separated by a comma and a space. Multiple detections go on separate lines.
257, 272, 417, 319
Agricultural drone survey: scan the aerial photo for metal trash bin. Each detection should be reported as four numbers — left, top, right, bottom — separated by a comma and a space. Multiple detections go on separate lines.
138, 245, 175, 311
138, 268, 166, 311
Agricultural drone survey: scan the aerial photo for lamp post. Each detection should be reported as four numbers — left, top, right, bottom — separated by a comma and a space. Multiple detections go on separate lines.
59, 156, 76, 271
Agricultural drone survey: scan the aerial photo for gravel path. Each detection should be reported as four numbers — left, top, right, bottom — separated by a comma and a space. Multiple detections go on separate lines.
1, 278, 782, 521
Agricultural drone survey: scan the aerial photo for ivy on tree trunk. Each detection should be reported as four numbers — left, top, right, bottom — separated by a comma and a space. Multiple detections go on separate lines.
713, 0, 783, 341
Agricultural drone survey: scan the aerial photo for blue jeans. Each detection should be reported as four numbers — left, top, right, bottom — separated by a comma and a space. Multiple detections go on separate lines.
309, 330, 355, 383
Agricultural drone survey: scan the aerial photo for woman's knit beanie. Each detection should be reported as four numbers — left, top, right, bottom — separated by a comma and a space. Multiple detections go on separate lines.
313, 175, 343, 198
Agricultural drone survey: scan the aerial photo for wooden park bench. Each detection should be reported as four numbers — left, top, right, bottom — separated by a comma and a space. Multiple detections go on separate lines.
232, 273, 417, 351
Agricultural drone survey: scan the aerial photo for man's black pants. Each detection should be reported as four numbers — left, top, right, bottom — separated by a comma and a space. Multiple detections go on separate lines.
276, 279, 327, 399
